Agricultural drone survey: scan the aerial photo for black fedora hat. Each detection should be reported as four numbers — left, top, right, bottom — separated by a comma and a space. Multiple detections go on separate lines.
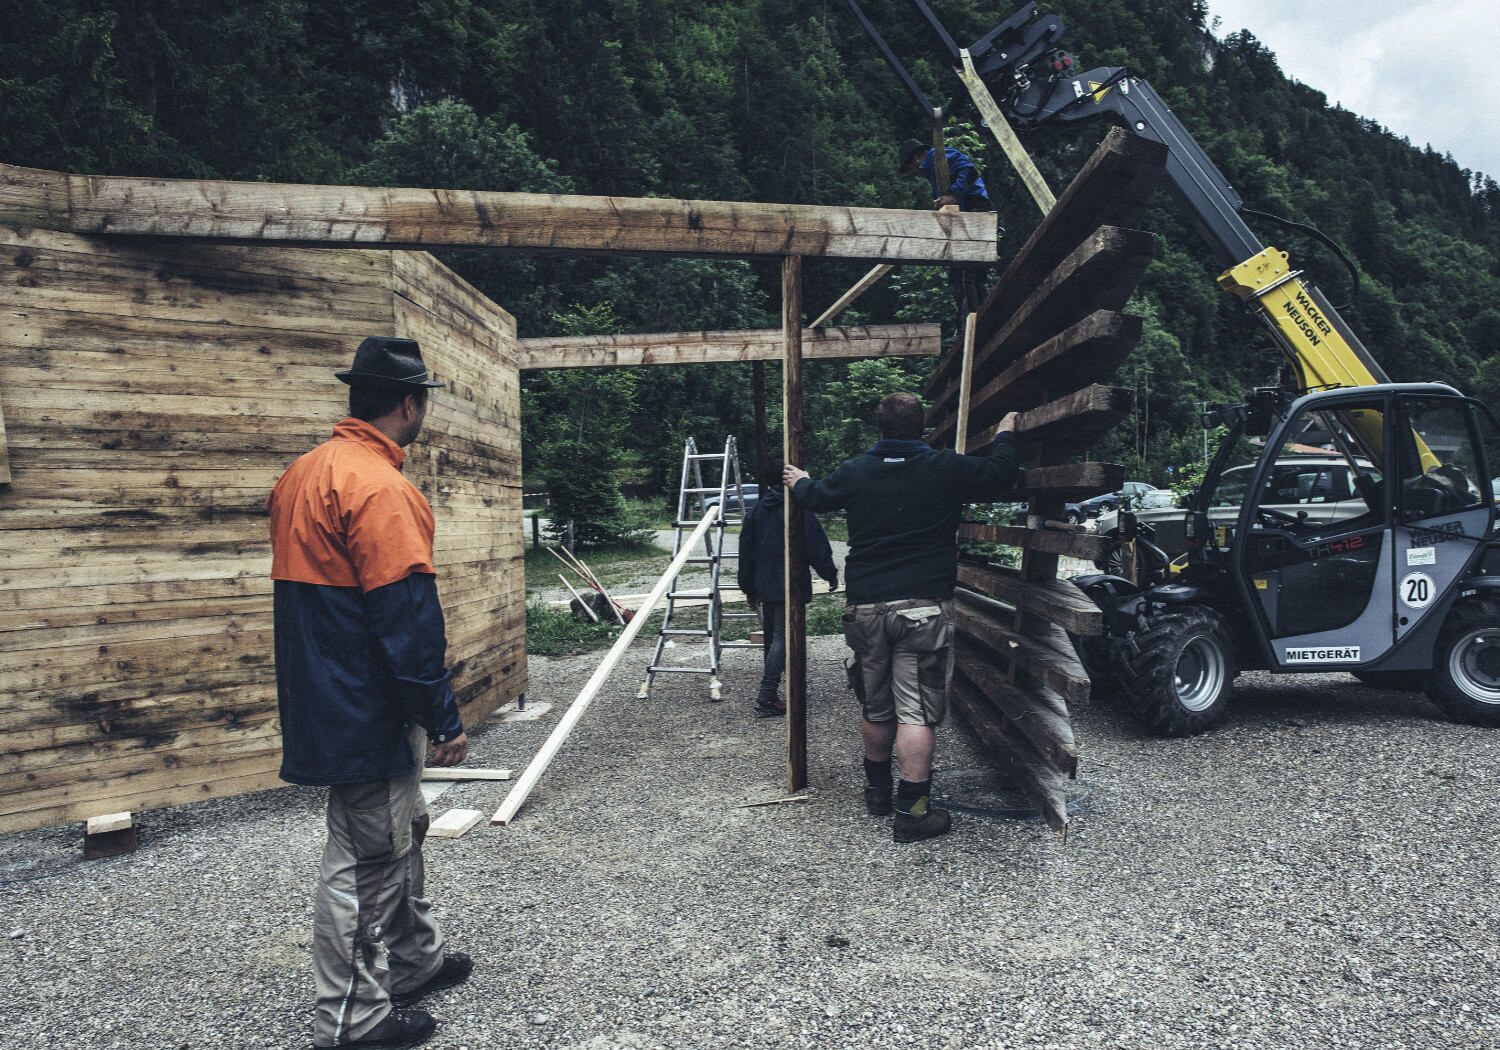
335, 336, 445, 392
898, 138, 928, 169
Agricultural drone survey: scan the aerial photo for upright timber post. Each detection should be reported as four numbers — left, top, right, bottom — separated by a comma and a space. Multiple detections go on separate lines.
782, 255, 809, 792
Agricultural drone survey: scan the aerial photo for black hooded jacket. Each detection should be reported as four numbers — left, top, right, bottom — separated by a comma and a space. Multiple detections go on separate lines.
736, 487, 838, 604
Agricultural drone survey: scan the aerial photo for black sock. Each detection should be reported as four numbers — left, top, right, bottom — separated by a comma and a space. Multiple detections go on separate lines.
897, 777, 929, 802
863, 757, 892, 788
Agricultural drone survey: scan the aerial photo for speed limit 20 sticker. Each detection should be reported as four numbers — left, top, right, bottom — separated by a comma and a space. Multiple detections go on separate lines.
1400, 572, 1435, 609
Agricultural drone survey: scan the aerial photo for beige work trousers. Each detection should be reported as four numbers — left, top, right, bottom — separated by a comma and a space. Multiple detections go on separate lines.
312, 727, 446, 1047
842, 598, 955, 725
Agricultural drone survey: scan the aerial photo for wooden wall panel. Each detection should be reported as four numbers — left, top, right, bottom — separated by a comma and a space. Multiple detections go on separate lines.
0, 224, 525, 833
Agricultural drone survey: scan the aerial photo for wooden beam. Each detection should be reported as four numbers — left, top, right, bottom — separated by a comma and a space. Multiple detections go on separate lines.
928, 226, 1154, 417
809, 265, 895, 328
956, 560, 1102, 636
421, 767, 513, 782
954, 312, 978, 455
955, 643, 1077, 775
517, 323, 939, 370
1018, 462, 1127, 499
1014, 384, 1133, 453
84, 811, 137, 859
929, 311, 1141, 448
490, 509, 718, 827
27, 164, 998, 262
0, 395, 10, 486
958, 521, 1111, 563
949, 675, 1070, 831
783, 256, 808, 793
0, 164, 67, 228
427, 808, 485, 839
954, 597, 1091, 707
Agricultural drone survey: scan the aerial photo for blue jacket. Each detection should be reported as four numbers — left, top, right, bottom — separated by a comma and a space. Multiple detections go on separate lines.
736, 487, 838, 604
920, 146, 991, 211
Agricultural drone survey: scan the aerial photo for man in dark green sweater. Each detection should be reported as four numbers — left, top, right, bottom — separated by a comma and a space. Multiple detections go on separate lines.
783, 392, 1019, 842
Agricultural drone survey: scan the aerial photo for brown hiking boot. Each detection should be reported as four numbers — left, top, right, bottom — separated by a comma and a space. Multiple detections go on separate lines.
893, 794, 951, 843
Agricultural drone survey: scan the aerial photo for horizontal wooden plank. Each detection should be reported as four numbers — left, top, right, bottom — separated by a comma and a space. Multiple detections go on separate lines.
956, 560, 1102, 636
518, 324, 939, 370
949, 674, 1070, 832
928, 226, 1153, 421
929, 311, 1141, 448
1017, 462, 1126, 499
958, 521, 1111, 563
955, 642, 1077, 775
35, 164, 999, 263
952, 593, 1091, 706
0, 165, 69, 228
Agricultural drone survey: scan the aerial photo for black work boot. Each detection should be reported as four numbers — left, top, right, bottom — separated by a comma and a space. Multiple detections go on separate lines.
330, 1008, 437, 1048
393, 951, 473, 1007
754, 694, 786, 718
893, 789, 951, 843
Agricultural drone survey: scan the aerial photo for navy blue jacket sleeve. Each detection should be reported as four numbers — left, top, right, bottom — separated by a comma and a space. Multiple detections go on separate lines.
363, 572, 463, 744
946, 432, 1022, 502
736, 504, 759, 599
793, 460, 858, 513
804, 511, 837, 584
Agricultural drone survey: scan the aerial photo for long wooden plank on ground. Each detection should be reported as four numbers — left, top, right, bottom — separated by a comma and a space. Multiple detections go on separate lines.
928, 226, 1154, 422
12, 163, 999, 263
957, 560, 1102, 636
490, 509, 718, 827
949, 674, 1070, 831
517, 324, 938, 370
928, 311, 1141, 448
427, 809, 486, 839
953, 594, 1091, 706
955, 641, 1077, 774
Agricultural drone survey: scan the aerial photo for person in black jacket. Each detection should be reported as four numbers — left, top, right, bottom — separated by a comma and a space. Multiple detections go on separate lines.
736, 469, 839, 718
784, 392, 1019, 843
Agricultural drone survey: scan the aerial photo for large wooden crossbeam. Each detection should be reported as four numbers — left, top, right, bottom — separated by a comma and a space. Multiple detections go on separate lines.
1, 164, 998, 264
518, 323, 939, 370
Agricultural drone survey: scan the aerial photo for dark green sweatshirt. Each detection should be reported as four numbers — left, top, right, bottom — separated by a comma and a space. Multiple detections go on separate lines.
792, 434, 1020, 604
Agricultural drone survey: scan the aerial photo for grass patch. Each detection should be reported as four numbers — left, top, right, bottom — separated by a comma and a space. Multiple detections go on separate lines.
525, 598, 624, 656
524, 541, 667, 592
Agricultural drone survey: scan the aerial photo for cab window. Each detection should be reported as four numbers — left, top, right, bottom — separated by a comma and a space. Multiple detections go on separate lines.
1398, 397, 1487, 523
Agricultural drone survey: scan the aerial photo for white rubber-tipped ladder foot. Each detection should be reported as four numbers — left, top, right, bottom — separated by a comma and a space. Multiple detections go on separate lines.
710, 678, 722, 701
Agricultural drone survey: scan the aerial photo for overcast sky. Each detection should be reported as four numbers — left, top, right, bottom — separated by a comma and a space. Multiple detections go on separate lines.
1206, 0, 1498, 180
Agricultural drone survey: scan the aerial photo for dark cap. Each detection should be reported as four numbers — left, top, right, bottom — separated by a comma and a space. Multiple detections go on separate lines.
898, 138, 929, 169
335, 337, 445, 392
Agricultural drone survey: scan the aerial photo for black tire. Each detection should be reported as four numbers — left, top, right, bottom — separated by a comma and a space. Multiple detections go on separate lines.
1066, 511, 1082, 525
1426, 596, 1500, 726
1116, 604, 1236, 735
1352, 670, 1429, 692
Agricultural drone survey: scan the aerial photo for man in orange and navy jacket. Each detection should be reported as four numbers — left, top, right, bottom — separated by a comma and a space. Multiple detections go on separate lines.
268, 336, 470, 1050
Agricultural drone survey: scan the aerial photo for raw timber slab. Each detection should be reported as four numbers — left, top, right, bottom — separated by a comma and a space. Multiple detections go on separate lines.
957, 560, 1102, 636
953, 592, 1092, 706
950, 675, 1071, 832
958, 521, 1111, 563
10, 163, 998, 263
929, 312, 1141, 448
518, 324, 938, 369
955, 642, 1078, 775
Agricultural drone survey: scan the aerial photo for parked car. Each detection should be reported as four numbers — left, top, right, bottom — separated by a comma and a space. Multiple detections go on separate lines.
985, 500, 1086, 526
703, 483, 759, 516
1070, 480, 1163, 522
1093, 488, 1181, 535
1095, 456, 1380, 558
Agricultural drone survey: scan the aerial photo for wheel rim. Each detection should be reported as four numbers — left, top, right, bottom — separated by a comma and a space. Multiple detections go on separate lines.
1450, 628, 1500, 705
1174, 636, 1226, 712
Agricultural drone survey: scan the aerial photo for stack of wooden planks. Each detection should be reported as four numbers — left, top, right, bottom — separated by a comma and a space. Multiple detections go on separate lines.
0, 168, 525, 834
924, 129, 1169, 831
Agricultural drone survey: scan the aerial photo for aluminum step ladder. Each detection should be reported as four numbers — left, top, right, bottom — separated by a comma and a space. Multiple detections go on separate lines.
638, 436, 758, 700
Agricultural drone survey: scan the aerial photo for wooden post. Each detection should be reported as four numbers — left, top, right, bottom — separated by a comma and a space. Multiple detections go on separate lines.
752, 360, 769, 480
954, 312, 978, 454
782, 255, 808, 793
531, 514, 540, 551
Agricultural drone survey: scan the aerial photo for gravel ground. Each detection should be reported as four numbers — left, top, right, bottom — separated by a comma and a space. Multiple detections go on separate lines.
4, 640, 1499, 1049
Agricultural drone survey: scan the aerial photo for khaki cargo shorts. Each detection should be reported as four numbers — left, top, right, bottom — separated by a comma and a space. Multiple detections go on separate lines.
841, 598, 955, 726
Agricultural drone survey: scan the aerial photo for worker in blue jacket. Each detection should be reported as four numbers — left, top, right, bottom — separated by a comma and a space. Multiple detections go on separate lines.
899, 137, 994, 326
737, 471, 839, 718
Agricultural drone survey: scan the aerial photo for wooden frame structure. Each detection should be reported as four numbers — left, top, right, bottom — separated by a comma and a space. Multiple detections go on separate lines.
0, 160, 996, 827
923, 129, 1168, 830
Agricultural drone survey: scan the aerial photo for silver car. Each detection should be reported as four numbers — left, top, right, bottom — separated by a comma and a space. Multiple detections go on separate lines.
1094, 456, 1381, 556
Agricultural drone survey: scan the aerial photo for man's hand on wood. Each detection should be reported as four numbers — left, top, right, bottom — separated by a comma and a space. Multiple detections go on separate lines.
782, 464, 809, 488
934, 194, 959, 207
429, 731, 469, 767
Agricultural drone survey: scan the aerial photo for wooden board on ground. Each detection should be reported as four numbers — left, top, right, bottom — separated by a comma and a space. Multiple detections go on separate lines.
421, 768, 514, 782
0, 197, 526, 834
427, 808, 486, 840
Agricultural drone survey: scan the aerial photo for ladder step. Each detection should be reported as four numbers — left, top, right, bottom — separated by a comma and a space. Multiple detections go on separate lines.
722, 611, 758, 620
721, 640, 763, 649
662, 628, 713, 636
646, 666, 716, 675
687, 454, 727, 461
